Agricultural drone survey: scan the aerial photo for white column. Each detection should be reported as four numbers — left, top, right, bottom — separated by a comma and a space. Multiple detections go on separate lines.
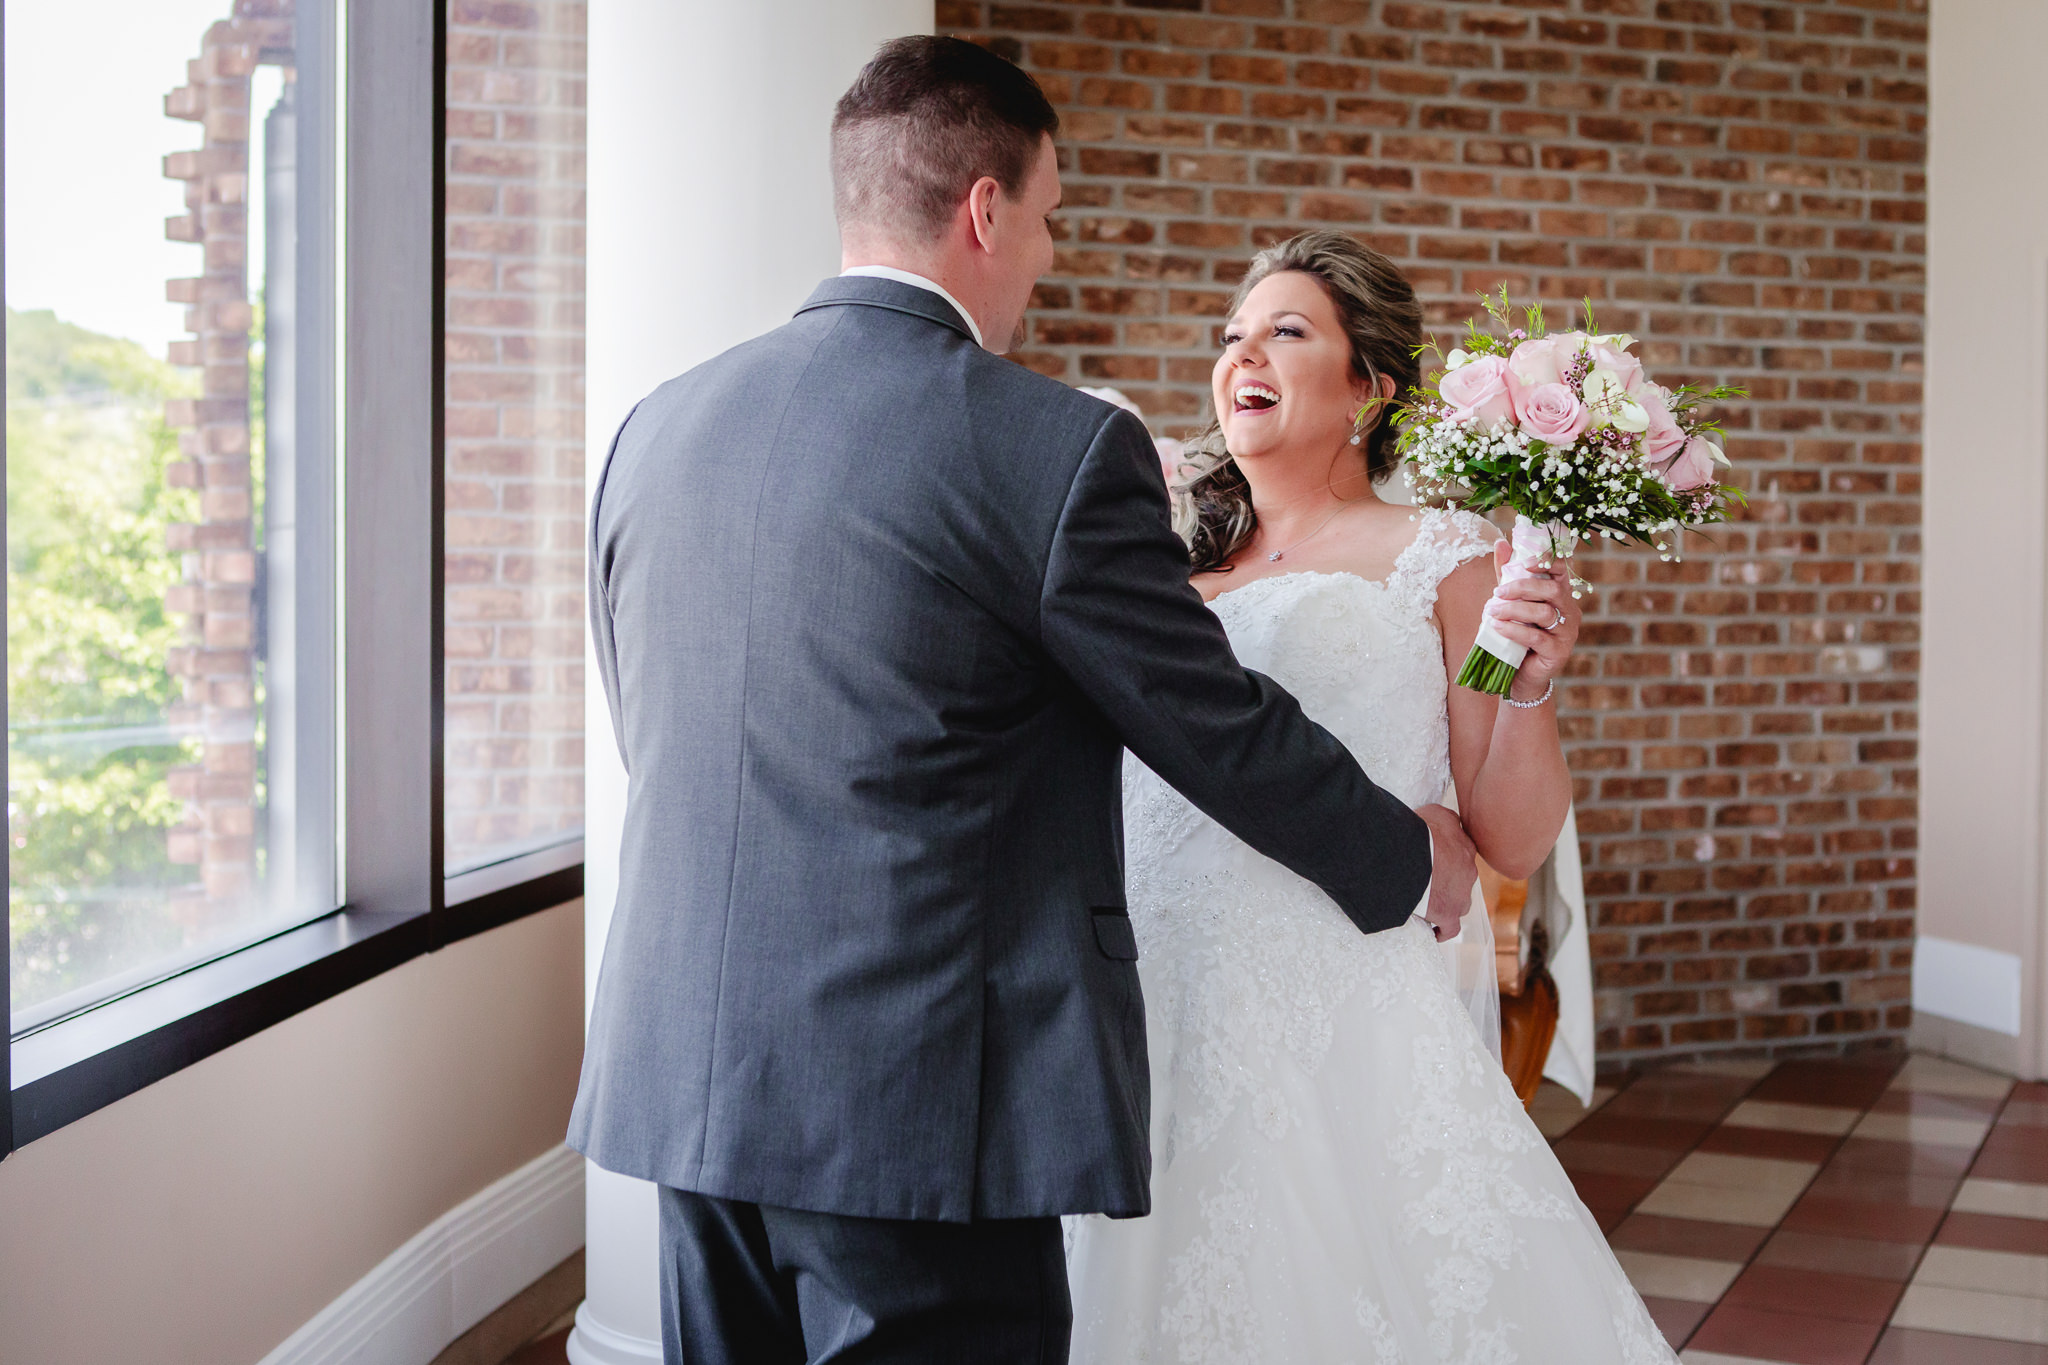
572, 3, 934, 1360
1918, 1, 2048, 1080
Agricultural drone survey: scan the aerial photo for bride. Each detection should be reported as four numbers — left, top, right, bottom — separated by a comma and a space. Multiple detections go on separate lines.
1066, 231, 1676, 1364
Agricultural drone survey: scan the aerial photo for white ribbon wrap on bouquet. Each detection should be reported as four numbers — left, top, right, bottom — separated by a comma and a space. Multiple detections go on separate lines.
1471, 514, 1577, 669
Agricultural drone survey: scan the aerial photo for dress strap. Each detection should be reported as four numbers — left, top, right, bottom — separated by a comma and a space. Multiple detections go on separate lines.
1385, 506, 1503, 619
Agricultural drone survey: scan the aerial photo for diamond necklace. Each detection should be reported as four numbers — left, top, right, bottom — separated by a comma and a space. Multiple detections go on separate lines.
1264, 500, 1353, 562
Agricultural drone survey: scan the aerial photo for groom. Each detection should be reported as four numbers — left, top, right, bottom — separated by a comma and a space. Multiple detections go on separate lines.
571, 35, 1477, 1364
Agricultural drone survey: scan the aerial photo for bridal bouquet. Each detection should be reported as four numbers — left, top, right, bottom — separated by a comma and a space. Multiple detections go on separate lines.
1399, 291, 1745, 696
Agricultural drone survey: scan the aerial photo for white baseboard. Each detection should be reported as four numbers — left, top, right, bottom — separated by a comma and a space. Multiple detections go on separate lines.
565, 1302, 664, 1364
1913, 934, 2023, 1036
1911, 1010, 2024, 1077
258, 1144, 586, 1365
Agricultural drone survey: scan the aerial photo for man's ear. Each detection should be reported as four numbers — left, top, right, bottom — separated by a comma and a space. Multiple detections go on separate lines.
966, 175, 1002, 255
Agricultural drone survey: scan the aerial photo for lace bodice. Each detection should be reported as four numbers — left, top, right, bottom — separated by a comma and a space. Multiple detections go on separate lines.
1123, 506, 1498, 901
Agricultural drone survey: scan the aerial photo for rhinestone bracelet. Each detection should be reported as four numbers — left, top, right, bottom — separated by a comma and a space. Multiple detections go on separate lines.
1503, 678, 1555, 710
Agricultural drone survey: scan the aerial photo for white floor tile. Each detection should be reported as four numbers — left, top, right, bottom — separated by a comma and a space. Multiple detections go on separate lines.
1662, 1150, 1821, 1195
1614, 1250, 1745, 1303
1853, 1110, 1993, 1148
1890, 1054, 2016, 1100
1892, 1283, 2048, 1344
1953, 1178, 2048, 1221
1914, 1244, 2048, 1299
1636, 1179, 1804, 1228
1722, 1099, 1861, 1135
1636, 1151, 1819, 1227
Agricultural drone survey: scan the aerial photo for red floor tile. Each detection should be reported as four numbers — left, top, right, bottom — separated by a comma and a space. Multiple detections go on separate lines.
1568, 1169, 1659, 1207
1938, 1210, 2048, 1256
1827, 1137, 1977, 1178
1701, 1124, 1846, 1163
1868, 1327, 2048, 1364
1610, 1213, 1774, 1262
1569, 1170, 1656, 1230
506, 1327, 572, 1365
1747, 1058, 1903, 1111
1801, 1166, 1961, 1209
1779, 1192, 1946, 1244
1642, 1295, 1710, 1350
1718, 1264, 1906, 1324
1569, 1111, 1716, 1150
1689, 1302, 1885, 1365
1603, 1076, 1755, 1123
1972, 1128, 2048, 1183
1754, 1229, 1926, 1282
1552, 1137, 1688, 1179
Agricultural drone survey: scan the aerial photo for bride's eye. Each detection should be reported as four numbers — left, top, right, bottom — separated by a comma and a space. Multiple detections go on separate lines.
1220, 330, 1243, 346
1274, 325, 1304, 338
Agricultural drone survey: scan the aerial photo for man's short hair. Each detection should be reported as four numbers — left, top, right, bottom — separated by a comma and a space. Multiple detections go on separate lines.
832, 36, 1060, 244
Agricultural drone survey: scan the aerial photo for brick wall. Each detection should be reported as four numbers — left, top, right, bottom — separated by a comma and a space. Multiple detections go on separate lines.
163, 5, 292, 919
443, 0, 587, 873
944, 0, 1926, 1068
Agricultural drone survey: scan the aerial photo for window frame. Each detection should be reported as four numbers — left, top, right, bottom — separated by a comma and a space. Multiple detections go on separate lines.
3, 0, 582, 1156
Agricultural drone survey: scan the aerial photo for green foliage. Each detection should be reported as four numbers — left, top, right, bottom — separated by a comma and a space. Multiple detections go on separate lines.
7, 308, 202, 1015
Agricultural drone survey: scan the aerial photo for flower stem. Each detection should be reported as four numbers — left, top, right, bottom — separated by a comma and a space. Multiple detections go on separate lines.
1456, 643, 1521, 697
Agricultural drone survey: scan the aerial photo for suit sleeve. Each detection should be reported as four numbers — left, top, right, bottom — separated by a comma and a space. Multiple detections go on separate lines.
587, 407, 636, 777
1038, 409, 1433, 936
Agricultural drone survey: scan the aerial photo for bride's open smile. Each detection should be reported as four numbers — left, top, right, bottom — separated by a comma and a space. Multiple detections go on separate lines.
1213, 268, 1378, 467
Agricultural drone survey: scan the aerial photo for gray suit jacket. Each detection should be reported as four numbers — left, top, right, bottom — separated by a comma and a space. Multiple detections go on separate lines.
568, 275, 1432, 1222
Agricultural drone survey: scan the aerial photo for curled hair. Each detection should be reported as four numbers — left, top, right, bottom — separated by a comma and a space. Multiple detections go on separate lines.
1171, 231, 1424, 574
832, 36, 1059, 244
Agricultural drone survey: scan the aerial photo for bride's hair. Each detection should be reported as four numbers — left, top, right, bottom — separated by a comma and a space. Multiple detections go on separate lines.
1172, 231, 1423, 574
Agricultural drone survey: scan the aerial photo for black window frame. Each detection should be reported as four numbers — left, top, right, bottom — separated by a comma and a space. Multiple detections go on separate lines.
3, 0, 581, 1156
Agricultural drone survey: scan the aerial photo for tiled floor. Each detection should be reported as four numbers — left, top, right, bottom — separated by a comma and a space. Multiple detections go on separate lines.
1535, 1052, 2048, 1364
501, 1052, 2048, 1364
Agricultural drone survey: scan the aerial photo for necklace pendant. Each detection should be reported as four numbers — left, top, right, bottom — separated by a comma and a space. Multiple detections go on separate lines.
1268, 551, 1282, 562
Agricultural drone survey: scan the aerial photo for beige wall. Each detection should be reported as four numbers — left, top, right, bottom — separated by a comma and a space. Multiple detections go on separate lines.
0, 900, 584, 1365
1921, 1, 2048, 1072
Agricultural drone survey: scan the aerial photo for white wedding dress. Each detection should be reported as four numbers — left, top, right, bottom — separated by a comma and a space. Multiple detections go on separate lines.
1066, 508, 1674, 1365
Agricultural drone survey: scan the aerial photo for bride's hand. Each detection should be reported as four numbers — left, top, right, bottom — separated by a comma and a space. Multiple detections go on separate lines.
1483, 540, 1580, 705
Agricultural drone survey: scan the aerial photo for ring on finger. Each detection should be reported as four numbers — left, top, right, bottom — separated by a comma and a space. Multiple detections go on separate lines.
1544, 606, 1565, 631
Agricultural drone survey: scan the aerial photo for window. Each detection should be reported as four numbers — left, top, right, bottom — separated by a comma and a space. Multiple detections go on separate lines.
4, 0, 580, 1155
441, 0, 586, 895
7, 0, 343, 1037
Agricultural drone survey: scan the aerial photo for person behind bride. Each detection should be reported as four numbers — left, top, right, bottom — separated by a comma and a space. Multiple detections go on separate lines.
1065, 230, 1678, 1364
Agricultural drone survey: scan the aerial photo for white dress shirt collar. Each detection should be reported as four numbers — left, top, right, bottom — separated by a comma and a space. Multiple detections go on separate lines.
839, 265, 986, 350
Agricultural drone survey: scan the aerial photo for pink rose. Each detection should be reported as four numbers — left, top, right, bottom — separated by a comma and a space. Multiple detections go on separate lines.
1515, 382, 1592, 445
1664, 434, 1721, 491
1438, 354, 1516, 431
1506, 335, 1579, 391
1641, 392, 1686, 465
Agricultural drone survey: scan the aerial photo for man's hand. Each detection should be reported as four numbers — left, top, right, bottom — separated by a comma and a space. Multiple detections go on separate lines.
1415, 804, 1478, 941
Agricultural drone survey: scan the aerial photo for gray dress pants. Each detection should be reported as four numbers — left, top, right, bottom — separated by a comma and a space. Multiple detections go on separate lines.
657, 1185, 1071, 1364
